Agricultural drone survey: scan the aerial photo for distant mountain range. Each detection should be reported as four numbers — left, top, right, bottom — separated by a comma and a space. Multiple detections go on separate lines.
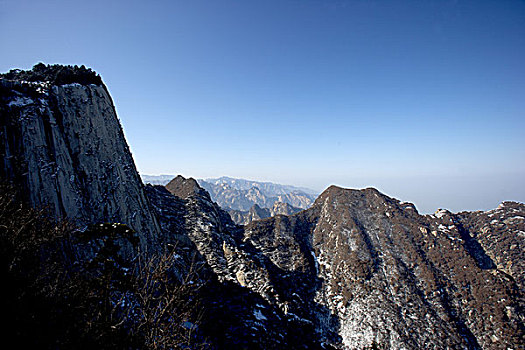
142, 175, 318, 214
228, 202, 303, 225
141, 174, 176, 185
200, 176, 317, 196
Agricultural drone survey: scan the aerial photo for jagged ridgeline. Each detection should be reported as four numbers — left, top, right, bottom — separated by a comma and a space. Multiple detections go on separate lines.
1, 62, 102, 86
1, 64, 524, 349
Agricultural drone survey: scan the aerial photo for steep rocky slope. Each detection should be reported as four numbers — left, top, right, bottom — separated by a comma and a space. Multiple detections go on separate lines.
149, 177, 524, 349
242, 186, 524, 349
0, 65, 160, 249
146, 176, 330, 348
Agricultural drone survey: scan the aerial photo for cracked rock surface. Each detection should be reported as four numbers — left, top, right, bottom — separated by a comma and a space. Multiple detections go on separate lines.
0, 78, 160, 250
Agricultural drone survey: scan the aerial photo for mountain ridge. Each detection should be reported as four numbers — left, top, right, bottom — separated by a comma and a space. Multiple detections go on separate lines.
228, 201, 303, 225
142, 174, 318, 197
142, 174, 318, 215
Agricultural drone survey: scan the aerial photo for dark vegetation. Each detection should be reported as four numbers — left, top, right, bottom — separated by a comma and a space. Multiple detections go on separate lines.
0, 181, 206, 349
0, 62, 102, 86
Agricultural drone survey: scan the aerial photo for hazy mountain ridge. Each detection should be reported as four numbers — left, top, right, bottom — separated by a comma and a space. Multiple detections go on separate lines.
142, 174, 317, 222
228, 202, 303, 225
2, 65, 523, 349
142, 174, 316, 195
141, 174, 176, 185
198, 178, 317, 211
201, 176, 318, 196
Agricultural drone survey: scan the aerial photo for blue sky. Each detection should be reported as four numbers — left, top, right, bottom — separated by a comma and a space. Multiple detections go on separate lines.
1, 0, 524, 213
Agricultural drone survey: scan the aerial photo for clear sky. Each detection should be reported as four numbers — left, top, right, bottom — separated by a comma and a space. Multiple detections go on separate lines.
1, 0, 524, 213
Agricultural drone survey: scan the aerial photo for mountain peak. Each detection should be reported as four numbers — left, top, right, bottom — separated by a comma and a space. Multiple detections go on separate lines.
165, 175, 210, 200
316, 185, 387, 203
0, 63, 102, 86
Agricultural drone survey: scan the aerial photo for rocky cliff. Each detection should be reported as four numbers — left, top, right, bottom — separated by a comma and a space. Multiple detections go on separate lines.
0, 65, 160, 249
241, 186, 524, 349
149, 177, 524, 349
146, 177, 329, 348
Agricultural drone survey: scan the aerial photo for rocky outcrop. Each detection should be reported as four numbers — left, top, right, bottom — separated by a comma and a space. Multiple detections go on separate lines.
272, 201, 303, 216
166, 175, 210, 200
0, 65, 160, 249
242, 186, 524, 349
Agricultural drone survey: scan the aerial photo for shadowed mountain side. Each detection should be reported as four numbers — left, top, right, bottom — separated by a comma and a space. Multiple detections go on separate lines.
146, 182, 339, 348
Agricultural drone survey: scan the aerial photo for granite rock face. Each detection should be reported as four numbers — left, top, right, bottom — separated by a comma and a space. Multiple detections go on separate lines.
0, 71, 160, 248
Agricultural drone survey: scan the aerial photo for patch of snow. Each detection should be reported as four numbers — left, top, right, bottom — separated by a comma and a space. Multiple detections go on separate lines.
61, 82, 83, 88
438, 224, 448, 232
435, 209, 448, 219
253, 309, 267, 321
8, 96, 34, 107
311, 250, 319, 273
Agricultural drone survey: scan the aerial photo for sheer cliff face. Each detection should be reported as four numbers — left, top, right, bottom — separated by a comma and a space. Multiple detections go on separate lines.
0, 79, 159, 246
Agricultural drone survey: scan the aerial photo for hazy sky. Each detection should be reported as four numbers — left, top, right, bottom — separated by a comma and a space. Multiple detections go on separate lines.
1, 0, 524, 213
